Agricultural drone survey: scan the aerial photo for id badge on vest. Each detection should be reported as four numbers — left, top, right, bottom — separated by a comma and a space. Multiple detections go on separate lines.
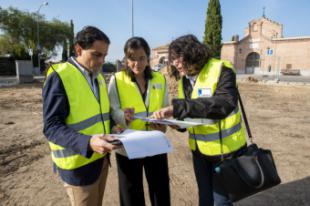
198, 88, 212, 97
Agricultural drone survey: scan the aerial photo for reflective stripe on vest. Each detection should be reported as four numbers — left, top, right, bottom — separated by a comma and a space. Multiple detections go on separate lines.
115, 71, 165, 130
189, 122, 241, 141
45, 62, 110, 170
178, 58, 246, 156
67, 113, 109, 131
52, 148, 77, 158
183, 106, 239, 126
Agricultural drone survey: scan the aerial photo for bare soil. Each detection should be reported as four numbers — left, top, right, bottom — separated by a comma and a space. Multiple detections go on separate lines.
0, 80, 309, 206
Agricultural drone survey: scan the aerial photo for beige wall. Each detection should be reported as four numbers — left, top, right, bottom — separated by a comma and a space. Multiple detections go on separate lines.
222, 17, 310, 76
244, 18, 283, 39
151, 47, 168, 67
274, 39, 310, 75
221, 42, 237, 65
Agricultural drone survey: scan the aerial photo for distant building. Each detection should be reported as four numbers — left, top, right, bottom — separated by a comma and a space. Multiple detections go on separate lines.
221, 16, 310, 76
115, 59, 124, 72
151, 44, 169, 68
151, 16, 310, 76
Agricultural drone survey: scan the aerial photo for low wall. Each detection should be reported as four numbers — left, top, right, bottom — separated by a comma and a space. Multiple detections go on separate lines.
15, 60, 33, 83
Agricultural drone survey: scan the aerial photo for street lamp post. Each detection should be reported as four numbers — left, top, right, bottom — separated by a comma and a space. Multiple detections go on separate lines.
131, 0, 134, 37
36, 1, 48, 71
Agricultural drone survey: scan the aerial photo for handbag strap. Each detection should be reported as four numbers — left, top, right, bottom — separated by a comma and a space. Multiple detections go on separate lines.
219, 87, 253, 160
236, 88, 253, 142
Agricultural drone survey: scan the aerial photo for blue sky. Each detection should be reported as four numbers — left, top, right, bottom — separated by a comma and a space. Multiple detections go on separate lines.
0, 0, 309, 62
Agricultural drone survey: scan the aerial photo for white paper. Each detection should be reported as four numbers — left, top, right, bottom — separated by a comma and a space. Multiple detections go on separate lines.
112, 129, 172, 159
135, 116, 206, 129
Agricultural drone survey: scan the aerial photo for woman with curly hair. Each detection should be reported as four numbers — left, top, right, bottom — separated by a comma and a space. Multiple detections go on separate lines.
153, 34, 247, 206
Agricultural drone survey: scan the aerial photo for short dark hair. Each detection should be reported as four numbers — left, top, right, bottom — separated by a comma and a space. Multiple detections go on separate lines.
168, 34, 210, 80
123, 37, 152, 80
74, 26, 110, 49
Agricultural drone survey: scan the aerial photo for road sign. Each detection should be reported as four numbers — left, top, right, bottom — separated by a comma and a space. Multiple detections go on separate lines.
267, 48, 273, 55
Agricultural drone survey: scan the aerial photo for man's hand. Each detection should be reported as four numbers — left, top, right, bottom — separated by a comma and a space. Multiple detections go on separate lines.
124, 108, 135, 125
149, 123, 167, 133
152, 105, 173, 119
89, 134, 117, 154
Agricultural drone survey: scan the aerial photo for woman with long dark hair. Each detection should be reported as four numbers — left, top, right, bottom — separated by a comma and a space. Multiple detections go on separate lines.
108, 37, 170, 206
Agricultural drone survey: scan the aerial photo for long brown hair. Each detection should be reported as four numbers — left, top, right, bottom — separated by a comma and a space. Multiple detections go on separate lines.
123, 37, 153, 80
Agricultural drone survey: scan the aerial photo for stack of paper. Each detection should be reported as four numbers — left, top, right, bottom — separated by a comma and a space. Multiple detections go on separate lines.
112, 129, 172, 159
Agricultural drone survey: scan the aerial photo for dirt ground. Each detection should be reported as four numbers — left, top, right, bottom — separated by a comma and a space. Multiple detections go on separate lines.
0, 79, 309, 206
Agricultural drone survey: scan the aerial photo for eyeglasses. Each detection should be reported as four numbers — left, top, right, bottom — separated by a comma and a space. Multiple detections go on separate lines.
128, 56, 147, 62
172, 58, 184, 67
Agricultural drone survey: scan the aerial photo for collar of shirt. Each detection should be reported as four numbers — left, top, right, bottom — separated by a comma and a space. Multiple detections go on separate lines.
185, 74, 198, 87
70, 57, 99, 80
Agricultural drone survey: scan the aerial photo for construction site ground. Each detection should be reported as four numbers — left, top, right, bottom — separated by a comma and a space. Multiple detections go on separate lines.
0, 79, 309, 206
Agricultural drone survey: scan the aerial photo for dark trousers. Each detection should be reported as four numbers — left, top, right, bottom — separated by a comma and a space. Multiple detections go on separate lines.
192, 150, 233, 206
116, 153, 170, 206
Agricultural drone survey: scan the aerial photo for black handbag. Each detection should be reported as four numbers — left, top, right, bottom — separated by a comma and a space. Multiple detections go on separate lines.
213, 90, 281, 202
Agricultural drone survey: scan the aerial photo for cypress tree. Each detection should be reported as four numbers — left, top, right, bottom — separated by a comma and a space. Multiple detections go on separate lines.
203, 0, 222, 58
69, 20, 74, 56
62, 40, 68, 61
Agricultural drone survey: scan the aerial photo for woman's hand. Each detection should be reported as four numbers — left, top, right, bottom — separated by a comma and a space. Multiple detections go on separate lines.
152, 105, 173, 119
111, 125, 125, 134
124, 108, 135, 125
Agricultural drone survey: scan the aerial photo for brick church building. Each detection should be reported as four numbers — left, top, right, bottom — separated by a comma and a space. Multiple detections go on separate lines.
151, 16, 310, 76
221, 16, 310, 76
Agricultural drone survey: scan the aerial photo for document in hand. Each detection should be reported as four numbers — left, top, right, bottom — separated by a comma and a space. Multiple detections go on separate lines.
112, 129, 172, 159
135, 116, 207, 129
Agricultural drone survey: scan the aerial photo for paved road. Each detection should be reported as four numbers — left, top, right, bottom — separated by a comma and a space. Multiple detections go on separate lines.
237, 74, 310, 83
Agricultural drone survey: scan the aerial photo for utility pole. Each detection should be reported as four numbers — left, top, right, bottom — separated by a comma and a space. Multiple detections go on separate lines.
131, 0, 134, 37
36, 1, 48, 70
263, 6, 266, 18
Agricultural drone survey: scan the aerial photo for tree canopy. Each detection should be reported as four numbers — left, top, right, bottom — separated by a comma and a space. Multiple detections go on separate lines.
0, 7, 73, 60
203, 0, 222, 59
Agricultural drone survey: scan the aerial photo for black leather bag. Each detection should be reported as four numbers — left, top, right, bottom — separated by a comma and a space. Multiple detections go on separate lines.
214, 143, 281, 202
213, 90, 281, 202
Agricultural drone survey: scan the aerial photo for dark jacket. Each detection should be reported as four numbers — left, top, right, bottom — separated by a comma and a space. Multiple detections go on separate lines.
172, 65, 242, 161
172, 65, 238, 120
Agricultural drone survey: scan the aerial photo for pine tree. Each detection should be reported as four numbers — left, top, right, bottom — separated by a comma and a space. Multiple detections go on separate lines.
203, 0, 222, 58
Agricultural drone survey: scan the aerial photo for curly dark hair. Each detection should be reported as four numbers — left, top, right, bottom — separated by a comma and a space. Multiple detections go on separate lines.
123, 37, 153, 80
168, 34, 210, 80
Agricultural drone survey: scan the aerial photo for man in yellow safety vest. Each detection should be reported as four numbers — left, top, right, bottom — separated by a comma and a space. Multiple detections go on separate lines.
43, 26, 117, 206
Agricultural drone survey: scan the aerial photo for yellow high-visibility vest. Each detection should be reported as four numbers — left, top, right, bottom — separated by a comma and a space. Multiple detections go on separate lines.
45, 62, 110, 170
178, 58, 246, 156
115, 70, 165, 130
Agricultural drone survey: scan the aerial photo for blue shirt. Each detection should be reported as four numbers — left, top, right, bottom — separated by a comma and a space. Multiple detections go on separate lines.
42, 58, 106, 186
